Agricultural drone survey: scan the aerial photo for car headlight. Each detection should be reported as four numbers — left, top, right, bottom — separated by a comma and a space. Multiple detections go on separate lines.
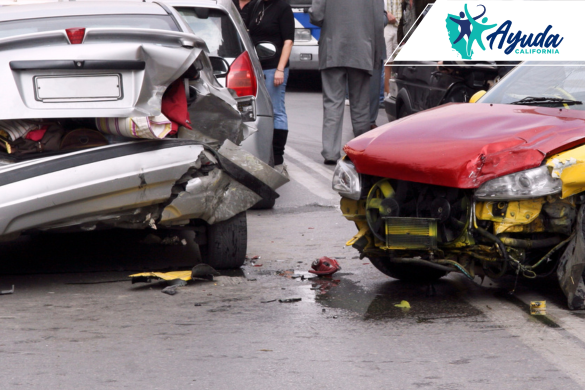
475, 165, 561, 200
332, 159, 361, 200
294, 28, 312, 42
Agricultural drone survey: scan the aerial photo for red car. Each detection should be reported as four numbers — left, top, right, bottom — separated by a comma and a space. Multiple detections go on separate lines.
333, 62, 585, 309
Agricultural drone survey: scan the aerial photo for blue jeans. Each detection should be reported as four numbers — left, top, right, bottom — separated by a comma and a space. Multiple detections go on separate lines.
263, 68, 289, 130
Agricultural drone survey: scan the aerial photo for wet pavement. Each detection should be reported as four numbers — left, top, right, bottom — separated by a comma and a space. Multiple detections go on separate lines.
2, 85, 585, 389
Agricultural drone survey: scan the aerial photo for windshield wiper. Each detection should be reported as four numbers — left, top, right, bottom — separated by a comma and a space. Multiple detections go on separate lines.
510, 96, 583, 106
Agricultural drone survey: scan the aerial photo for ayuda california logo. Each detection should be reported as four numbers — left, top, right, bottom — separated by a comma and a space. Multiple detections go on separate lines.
446, 4, 563, 59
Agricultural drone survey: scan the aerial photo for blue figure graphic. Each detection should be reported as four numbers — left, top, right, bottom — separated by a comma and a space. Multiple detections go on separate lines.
449, 4, 486, 45
464, 3, 496, 56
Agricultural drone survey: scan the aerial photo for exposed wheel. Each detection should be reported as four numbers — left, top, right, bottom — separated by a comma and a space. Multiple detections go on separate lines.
397, 104, 409, 119
368, 257, 446, 282
200, 212, 247, 269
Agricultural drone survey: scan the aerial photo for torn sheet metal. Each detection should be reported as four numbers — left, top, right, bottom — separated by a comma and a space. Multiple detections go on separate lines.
557, 204, 585, 310
160, 141, 289, 225
184, 76, 252, 148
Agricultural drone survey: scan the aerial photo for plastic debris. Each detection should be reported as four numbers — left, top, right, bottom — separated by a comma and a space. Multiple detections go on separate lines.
395, 300, 411, 309
0, 285, 14, 295
130, 270, 193, 284
191, 264, 221, 281
531, 301, 546, 315
279, 298, 302, 303
261, 299, 277, 303
309, 257, 342, 276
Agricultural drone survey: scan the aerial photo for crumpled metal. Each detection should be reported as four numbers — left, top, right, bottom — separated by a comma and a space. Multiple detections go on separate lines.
557, 204, 585, 310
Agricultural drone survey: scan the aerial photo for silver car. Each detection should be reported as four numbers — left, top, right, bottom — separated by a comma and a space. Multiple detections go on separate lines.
0, 1, 287, 268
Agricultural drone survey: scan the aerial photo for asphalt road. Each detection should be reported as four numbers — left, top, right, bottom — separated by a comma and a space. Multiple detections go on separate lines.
1, 72, 585, 389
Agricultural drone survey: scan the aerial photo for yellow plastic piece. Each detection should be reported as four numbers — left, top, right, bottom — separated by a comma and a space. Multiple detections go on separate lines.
469, 90, 486, 103
530, 301, 546, 315
546, 144, 585, 198
476, 199, 544, 234
395, 300, 411, 309
129, 271, 192, 281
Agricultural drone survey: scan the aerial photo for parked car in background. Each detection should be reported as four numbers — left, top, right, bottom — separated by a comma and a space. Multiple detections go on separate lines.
287, 0, 320, 71
335, 61, 585, 309
384, 61, 516, 121
0, 1, 287, 269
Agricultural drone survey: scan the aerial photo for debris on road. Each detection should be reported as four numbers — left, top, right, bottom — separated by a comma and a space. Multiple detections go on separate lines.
191, 264, 220, 281
531, 301, 546, 315
140, 234, 187, 246
1, 285, 14, 295
395, 300, 411, 310
161, 286, 178, 295
279, 297, 302, 303
309, 257, 341, 276
261, 299, 277, 303
130, 270, 193, 284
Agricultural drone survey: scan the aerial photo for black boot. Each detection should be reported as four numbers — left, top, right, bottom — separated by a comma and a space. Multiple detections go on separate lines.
272, 129, 288, 166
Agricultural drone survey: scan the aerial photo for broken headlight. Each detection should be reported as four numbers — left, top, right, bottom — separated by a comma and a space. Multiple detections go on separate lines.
332, 159, 361, 200
475, 165, 561, 200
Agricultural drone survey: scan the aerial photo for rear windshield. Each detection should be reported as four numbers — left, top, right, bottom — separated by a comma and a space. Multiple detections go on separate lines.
0, 14, 179, 39
176, 7, 244, 59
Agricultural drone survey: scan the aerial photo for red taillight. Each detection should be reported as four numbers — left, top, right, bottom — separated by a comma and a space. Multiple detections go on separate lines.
226, 51, 257, 97
66, 28, 85, 44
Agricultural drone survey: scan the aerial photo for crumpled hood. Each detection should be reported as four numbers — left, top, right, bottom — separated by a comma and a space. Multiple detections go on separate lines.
345, 103, 585, 188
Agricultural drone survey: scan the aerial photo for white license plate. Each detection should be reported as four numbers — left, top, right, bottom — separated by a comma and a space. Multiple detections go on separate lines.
34, 74, 122, 102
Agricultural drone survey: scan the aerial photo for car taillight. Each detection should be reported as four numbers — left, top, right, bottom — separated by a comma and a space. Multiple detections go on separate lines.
226, 51, 257, 97
66, 28, 85, 44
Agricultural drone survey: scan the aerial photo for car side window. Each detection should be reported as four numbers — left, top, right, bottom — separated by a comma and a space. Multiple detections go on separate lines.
177, 7, 244, 60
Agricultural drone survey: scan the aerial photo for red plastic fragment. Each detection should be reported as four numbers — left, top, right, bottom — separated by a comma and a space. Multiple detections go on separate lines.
309, 257, 341, 276
162, 79, 192, 134
25, 126, 48, 141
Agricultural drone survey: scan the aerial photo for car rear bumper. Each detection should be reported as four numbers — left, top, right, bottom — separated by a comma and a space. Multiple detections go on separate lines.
289, 45, 319, 70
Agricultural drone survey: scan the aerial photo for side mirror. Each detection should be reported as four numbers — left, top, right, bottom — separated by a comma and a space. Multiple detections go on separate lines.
209, 56, 230, 78
255, 42, 277, 60
469, 90, 486, 103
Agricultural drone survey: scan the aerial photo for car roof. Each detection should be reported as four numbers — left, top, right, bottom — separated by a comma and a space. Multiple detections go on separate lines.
0, 1, 168, 22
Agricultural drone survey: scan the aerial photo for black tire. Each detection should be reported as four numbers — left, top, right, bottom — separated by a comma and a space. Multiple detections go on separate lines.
398, 104, 409, 119
368, 257, 446, 282
200, 212, 247, 269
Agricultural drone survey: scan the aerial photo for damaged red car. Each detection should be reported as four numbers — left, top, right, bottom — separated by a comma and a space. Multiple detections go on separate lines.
334, 62, 585, 309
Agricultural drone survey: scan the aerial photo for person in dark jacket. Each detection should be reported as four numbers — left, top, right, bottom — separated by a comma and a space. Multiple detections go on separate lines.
233, 0, 254, 26
248, 0, 294, 175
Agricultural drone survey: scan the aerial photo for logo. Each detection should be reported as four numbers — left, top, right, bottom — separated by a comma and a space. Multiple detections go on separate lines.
446, 4, 496, 59
445, 3, 563, 59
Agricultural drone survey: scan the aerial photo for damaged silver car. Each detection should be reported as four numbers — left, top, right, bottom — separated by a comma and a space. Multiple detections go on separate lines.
0, 1, 287, 268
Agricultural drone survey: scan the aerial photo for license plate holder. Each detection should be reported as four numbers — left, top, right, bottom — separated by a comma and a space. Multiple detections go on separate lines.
34, 74, 122, 102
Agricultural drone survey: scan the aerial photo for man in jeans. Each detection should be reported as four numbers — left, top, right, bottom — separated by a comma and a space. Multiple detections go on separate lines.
310, 0, 385, 164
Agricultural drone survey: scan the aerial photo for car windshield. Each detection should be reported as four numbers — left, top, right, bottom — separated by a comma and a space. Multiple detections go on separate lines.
176, 7, 244, 60
480, 61, 585, 109
0, 15, 179, 39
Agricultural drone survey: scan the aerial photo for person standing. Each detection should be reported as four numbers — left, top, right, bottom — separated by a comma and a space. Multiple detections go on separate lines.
233, 0, 254, 26
310, 0, 385, 164
248, 0, 294, 173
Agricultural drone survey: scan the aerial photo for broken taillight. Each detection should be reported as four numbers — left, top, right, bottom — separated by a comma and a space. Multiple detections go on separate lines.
66, 28, 86, 44
226, 51, 257, 97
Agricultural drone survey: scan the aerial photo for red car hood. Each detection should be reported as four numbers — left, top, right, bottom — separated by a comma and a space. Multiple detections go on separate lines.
345, 103, 585, 188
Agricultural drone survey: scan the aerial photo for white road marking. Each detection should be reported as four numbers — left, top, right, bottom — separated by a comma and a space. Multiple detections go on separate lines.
285, 158, 338, 201
457, 279, 585, 387
286, 147, 336, 182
